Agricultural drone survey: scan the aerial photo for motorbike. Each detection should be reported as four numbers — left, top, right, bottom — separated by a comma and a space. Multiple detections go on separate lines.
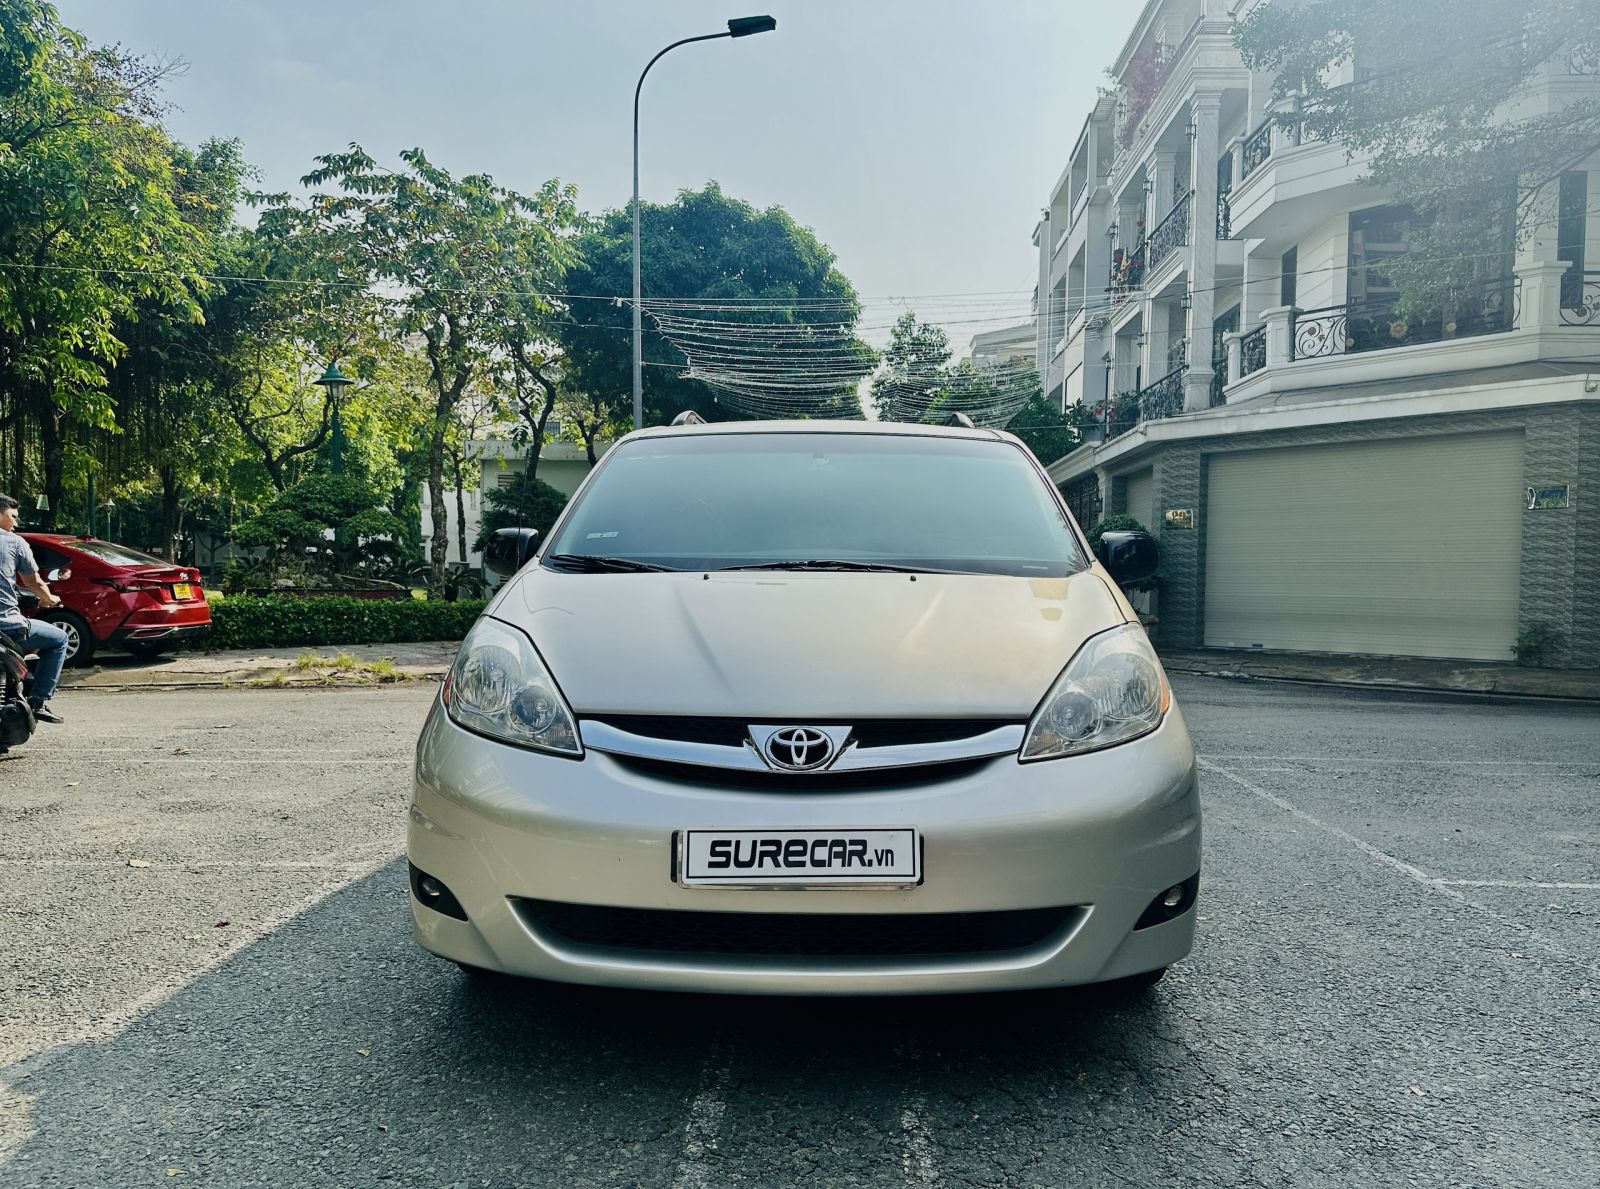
0, 628, 35, 755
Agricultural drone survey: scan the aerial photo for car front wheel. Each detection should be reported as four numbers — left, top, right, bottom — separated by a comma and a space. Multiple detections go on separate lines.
42, 610, 95, 668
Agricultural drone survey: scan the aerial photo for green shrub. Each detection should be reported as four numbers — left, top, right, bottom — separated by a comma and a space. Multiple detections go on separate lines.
475, 471, 569, 553
204, 596, 488, 651
1511, 621, 1565, 667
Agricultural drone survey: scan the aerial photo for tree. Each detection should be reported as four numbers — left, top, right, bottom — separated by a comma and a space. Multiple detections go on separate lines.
0, 1, 211, 521
1236, 0, 1600, 311
559, 182, 871, 427
869, 313, 954, 421
271, 146, 583, 592
232, 473, 404, 584
1005, 391, 1083, 465
473, 470, 568, 553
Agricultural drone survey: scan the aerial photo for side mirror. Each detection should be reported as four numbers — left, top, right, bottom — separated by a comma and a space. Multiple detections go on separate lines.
1095, 530, 1159, 586
485, 528, 540, 578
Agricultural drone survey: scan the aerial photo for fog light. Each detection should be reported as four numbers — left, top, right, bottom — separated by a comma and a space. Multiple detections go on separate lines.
408, 862, 468, 921
1135, 873, 1199, 930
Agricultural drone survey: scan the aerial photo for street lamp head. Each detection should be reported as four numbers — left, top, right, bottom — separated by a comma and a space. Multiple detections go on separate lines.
313, 359, 354, 396
727, 14, 777, 37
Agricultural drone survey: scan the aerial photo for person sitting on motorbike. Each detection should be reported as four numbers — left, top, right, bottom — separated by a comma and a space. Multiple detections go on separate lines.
0, 494, 67, 724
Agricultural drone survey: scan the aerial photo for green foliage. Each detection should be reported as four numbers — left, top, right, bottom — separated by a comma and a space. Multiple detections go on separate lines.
474, 470, 569, 552
559, 182, 871, 426
870, 313, 954, 420
206, 596, 486, 651
1005, 392, 1083, 465
1511, 621, 1566, 667
1235, 0, 1600, 311
234, 475, 401, 547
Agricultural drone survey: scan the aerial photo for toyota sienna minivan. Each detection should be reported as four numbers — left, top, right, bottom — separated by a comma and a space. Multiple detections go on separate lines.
409, 419, 1200, 996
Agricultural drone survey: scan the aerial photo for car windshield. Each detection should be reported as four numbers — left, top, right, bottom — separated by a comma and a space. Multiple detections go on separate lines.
542, 432, 1087, 577
63, 540, 172, 568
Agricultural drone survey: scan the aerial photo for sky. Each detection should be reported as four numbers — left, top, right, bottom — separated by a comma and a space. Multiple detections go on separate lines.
58, 0, 1132, 353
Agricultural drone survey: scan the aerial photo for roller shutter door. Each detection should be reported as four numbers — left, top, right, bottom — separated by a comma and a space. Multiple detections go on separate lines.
1203, 432, 1523, 660
1124, 468, 1156, 530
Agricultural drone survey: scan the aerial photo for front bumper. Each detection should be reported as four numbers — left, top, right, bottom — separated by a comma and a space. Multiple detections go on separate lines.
408, 698, 1201, 995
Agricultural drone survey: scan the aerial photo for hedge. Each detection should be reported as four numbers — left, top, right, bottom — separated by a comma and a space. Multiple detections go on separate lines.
203, 596, 489, 651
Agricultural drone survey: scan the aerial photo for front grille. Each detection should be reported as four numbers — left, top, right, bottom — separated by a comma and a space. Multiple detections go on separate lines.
587, 716, 1016, 750
517, 900, 1078, 958
608, 753, 995, 791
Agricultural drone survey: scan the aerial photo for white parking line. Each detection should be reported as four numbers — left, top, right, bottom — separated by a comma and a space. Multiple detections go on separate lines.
899, 1096, 941, 1187
1203, 754, 1595, 768
1436, 879, 1600, 890
1198, 759, 1579, 960
670, 1045, 732, 1189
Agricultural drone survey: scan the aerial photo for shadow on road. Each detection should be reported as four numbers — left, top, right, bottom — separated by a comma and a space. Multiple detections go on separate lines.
3, 858, 1168, 1186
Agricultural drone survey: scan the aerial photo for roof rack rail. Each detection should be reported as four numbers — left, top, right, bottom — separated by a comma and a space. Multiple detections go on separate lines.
942, 412, 976, 429
670, 410, 707, 426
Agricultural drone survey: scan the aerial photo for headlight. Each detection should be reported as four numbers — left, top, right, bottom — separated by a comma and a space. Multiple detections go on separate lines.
443, 617, 582, 757
1021, 624, 1171, 761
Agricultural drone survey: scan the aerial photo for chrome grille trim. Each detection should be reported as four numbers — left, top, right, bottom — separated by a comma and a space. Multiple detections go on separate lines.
579, 720, 1023, 773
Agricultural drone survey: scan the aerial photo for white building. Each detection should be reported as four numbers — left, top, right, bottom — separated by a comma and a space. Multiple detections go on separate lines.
1039, 0, 1600, 669
968, 322, 1038, 369
422, 436, 613, 572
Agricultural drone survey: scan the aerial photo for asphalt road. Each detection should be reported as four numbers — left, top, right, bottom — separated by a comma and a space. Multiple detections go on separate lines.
0, 679, 1595, 1187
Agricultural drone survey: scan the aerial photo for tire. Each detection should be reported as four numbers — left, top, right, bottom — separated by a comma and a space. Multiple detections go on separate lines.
42, 610, 95, 668
122, 640, 170, 662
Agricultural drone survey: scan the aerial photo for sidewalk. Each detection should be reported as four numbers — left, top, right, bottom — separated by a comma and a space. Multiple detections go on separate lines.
1159, 648, 1600, 702
59, 641, 459, 691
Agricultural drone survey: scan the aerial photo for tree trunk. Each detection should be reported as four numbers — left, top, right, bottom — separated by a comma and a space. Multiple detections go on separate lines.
36, 391, 62, 532
452, 446, 468, 569
160, 466, 182, 559
428, 429, 449, 593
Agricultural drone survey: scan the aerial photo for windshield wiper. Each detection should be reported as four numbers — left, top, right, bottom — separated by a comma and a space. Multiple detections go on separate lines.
546, 554, 673, 573
719, 559, 959, 574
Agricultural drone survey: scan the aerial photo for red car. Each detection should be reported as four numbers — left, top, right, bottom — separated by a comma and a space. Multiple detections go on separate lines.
20, 534, 212, 666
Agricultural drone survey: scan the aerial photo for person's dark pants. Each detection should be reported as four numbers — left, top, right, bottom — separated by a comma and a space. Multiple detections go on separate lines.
0, 620, 68, 705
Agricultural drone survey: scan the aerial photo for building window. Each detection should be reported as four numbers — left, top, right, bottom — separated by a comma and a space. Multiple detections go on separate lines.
1281, 247, 1298, 308
1559, 171, 1588, 308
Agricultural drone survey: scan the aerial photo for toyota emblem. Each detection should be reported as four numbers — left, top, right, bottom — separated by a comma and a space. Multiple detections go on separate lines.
763, 727, 837, 772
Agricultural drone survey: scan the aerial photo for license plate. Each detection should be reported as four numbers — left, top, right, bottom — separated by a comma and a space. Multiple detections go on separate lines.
172, 584, 193, 600
678, 828, 920, 888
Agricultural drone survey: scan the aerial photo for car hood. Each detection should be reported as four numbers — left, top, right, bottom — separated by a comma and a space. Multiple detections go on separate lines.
503, 568, 1127, 718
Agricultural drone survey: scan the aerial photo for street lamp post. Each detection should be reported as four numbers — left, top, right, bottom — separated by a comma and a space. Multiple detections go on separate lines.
632, 14, 777, 431
314, 360, 355, 476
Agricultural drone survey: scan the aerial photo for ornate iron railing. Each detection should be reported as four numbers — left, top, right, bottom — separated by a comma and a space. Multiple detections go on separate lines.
1147, 191, 1193, 269
1210, 357, 1228, 406
1559, 270, 1600, 324
1108, 240, 1146, 301
1105, 391, 1142, 439
1293, 277, 1518, 359
1216, 191, 1233, 240
1240, 120, 1273, 178
1570, 43, 1599, 74
1240, 326, 1267, 376
1063, 474, 1102, 528
1139, 367, 1186, 422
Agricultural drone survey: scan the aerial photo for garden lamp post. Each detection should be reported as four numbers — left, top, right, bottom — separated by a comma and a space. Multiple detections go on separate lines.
314, 360, 355, 476
632, 15, 777, 431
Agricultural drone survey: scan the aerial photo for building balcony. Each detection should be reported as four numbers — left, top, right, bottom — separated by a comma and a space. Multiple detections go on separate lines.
1219, 263, 1600, 402
1101, 365, 1187, 442
1147, 190, 1193, 272
1225, 122, 1368, 246
1108, 240, 1146, 308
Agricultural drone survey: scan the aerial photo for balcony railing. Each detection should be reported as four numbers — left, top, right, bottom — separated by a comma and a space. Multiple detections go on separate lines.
1240, 326, 1266, 376
1103, 367, 1187, 442
1217, 191, 1233, 240
1108, 240, 1146, 302
1148, 191, 1193, 270
1570, 43, 1599, 74
1560, 270, 1600, 323
1240, 120, 1273, 179
1293, 278, 1517, 360
1210, 357, 1228, 407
